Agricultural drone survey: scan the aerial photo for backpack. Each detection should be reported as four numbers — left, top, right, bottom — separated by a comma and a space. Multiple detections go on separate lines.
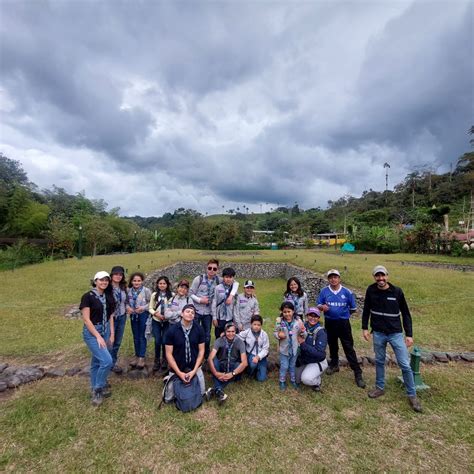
159, 373, 177, 408
173, 375, 202, 412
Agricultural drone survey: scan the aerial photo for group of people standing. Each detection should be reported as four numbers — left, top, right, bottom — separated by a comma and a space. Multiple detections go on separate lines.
80, 259, 422, 413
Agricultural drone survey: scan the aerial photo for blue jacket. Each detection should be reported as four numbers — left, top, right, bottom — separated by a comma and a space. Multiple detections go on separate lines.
298, 323, 327, 365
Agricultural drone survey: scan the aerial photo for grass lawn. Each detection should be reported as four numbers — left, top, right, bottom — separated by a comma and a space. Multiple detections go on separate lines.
0, 249, 473, 472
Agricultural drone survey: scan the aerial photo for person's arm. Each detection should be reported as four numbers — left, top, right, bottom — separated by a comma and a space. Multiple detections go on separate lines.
316, 290, 329, 313
211, 286, 219, 327
254, 298, 260, 316
108, 314, 115, 346
82, 307, 107, 349
257, 332, 270, 360
348, 290, 357, 315
234, 296, 242, 330
149, 292, 157, 316
398, 288, 413, 345
208, 347, 225, 381
362, 287, 371, 341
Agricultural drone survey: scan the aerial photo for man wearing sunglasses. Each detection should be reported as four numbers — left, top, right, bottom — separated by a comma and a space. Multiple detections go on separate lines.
189, 259, 239, 358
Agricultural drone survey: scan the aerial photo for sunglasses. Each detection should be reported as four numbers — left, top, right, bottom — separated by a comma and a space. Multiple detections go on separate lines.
207, 266, 218, 271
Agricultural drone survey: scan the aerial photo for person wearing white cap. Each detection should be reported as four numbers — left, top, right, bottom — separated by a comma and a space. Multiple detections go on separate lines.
79, 271, 115, 406
362, 265, 422, 413
235, 280, 260, 331
316, 269, 366, 388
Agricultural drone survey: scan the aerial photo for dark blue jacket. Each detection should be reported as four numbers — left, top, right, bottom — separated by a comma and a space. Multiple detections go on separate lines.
298, 322, 327, 365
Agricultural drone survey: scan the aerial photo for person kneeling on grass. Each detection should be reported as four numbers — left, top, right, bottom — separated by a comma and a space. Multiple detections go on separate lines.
164, 304, 206, 398
295, 307, 328, 392
206, 322, 248, 404
237, 315, 269, 382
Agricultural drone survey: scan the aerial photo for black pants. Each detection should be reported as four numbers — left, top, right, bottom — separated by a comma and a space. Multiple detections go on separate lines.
214, 319, 228, 339
325, 318, 362, 376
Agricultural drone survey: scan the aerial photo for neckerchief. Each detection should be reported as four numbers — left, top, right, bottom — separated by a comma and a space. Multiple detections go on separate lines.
113, 286, 123, 318
156, 292, 166, 316
283, 319, 296, 357
305, 322, 321, 345
221, 284, 232, 320
130, 286, 143, 313
181, 321, 193, 366
250, 330, 261, 356
289, 293, 301, 313
92, 288, 107, 334
224, 337, 235, 372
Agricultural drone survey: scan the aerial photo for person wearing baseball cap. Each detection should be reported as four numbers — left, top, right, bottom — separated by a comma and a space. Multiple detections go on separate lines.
362, 265, 422, 412
164, 279, 193, 326
235, 280, 260, 331
79, 271, 115, 406
295, 307, 328, 392
316, 269, 366, 389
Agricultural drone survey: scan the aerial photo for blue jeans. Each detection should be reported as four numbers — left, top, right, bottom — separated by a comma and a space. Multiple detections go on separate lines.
197, 313, 212, 358
83, 323, 113, 390
110, 313, 126, 365
279, 353, 297, 383
247, 353, 268, 382
373, 331, 416, 397
152, 319, 169, 361
212, 359, 240, 391
130, 311, 149, 357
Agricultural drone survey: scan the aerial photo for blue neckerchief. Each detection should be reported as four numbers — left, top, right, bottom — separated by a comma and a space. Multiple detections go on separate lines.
181, 322, 193, 366
290, 293, 300, 313
224, 337, 235, 372
222, 284, 232, 319
283, 319, 296, 357
92, 288, 107, 334
130, 286, 143, 315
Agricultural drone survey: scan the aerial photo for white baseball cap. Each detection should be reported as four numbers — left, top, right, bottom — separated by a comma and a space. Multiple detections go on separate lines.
94, 271, 110, 281
327, 269, 340, 277
372, 265, 388, 276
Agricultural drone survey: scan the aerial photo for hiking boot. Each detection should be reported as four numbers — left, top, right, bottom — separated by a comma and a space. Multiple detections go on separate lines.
160, 359, 168, 371
368, 388, 385, 398
290, 381, 300, 391
204, 388, 215, 402
216, 389, 228, 405
355, 376, 366, 389
136, 358, 145, 370
102, 385, 112, 398
152, 360, 161, 372
91, 389, 104, 407
111, 365, 123, 374
312, 384, 321, 392
326, 366, 340, 375
408, 396, 423, 413
279, 381, 287, 391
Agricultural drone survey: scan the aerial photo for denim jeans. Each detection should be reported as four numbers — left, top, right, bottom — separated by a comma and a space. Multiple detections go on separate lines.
130, 311, 149, 358
110, 313, 126, 365
197, 313, 212, 358
83, 323, 113, 390
373, 331, 416, 397
279, 353, 297, 383
152, 319, 169, 361
247, 353, 268, 382
212, 359, 240, 391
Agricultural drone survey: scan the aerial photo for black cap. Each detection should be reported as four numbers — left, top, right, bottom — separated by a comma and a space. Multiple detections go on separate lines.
110, 265, 125, 275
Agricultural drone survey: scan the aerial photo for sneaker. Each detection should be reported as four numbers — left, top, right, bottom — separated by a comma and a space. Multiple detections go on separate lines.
102, 386, 112, 398
312, 385, 321, 392
290, 381, 300, 390
355, 376, 366, 389
152, 360, 161, 372
136, 358, 145, 370
279, 381, 287, 391
91, 389, 104, 407
368, 387, 385, 398
326, 366, 340, 375
204, 388, 214, 402
160, 359, 168, 371
111, 365, 123, 374
408, 396, 423, 413
216, 389, 228, 405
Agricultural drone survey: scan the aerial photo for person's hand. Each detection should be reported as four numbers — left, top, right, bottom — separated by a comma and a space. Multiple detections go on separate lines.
222, 373, 233, 381
278, 331, 286, 340
126, 307, 132, 315
201, 296, 209, 305
160, 314, 166, 321
297, 335, 305, 345
212, 320, 218, 328
405, 337, 414, 347
252, 356, 259, 364
319, 304, 329, 313
177, 370, 188, 383
216, 372, 227, 381
225, 295, 233, 305
239, 324, 243, 331
96, 335, 107, 349
108, 334, 115, 347
362, 330, 371, 342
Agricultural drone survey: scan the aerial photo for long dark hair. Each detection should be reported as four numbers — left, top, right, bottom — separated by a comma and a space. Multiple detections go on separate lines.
128, 272, 145, 288
111, 269, 127, 291
155, 275, 173, 299
285, 277, 304, 297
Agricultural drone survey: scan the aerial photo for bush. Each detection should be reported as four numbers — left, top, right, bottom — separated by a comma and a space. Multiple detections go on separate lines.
0, 240, 45, 270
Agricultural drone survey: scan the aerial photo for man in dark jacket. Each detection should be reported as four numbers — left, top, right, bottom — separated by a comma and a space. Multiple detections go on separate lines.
362, 265, 422, 413
295, 307, 328, 391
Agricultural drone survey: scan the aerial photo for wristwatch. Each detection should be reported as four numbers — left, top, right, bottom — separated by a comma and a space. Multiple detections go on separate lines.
232, 371, 236, 377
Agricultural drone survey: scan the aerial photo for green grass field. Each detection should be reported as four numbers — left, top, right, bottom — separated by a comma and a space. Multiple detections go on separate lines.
1, 250, 473, 472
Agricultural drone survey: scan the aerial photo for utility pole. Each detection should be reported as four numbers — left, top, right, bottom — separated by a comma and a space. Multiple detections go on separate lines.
383, 162, 390, 191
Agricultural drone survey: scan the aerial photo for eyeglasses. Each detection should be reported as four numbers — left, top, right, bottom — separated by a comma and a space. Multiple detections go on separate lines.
207, 266, 218, 271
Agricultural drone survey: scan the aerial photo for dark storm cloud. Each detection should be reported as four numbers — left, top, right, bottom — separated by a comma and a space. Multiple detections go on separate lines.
0, 1, 472, 215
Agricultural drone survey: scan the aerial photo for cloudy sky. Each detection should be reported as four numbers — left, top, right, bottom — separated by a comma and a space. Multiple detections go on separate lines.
0, 0, 472, 216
